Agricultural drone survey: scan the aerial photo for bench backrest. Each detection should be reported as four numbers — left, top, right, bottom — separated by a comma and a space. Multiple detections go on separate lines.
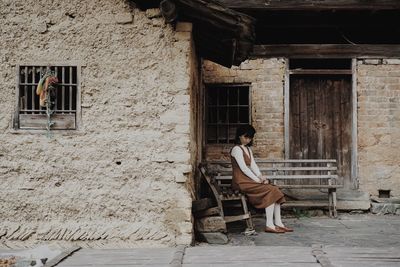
206, 159, 339, 187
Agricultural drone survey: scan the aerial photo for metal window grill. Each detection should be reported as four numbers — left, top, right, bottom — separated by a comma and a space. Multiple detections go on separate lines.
206, 85, 250, 144
17, 65, 78, 129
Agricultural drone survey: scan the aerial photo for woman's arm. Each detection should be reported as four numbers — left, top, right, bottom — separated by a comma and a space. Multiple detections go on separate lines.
231, 146, 261, 182
249, 148, 262, 177
249, 148, 269, 184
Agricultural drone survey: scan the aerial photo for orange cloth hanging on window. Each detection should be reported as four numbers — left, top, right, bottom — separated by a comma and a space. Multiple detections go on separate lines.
36, 75, 58, 107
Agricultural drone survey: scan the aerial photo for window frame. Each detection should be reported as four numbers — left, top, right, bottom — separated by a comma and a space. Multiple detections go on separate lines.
13, 63, 82, 132
204, 83, 252, 145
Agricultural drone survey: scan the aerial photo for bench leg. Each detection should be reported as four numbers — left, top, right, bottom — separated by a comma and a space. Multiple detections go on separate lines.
328, 189, 333, 218
241, 195, 254, 230
332, 189, 338, 218
216, 198, 225, 219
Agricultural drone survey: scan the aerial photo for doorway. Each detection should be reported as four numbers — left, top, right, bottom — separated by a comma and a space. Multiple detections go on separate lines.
288, 59, 353, 189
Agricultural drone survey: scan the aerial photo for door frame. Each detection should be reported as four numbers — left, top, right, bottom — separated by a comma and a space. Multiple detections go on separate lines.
283, 58, 358, 189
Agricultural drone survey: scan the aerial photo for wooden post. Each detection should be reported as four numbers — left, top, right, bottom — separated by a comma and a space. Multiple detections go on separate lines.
332, 189, 338, 218
327, 163, 333, 217
241, 195, 254, 230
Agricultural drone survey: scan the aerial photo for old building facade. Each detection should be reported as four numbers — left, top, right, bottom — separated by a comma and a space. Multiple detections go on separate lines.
1, 0, 198, 247
1, 0, 399, 247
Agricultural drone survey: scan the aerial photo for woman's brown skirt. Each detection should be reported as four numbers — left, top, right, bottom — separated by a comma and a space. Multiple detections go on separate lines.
233, 177, 285, 208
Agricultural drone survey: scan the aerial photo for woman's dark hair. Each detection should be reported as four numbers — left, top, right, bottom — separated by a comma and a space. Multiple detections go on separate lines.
234, 124, 256, 146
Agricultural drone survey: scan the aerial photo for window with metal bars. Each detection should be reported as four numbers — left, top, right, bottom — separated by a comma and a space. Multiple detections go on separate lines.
206, 84, 250, 144
15, 65, 79, 130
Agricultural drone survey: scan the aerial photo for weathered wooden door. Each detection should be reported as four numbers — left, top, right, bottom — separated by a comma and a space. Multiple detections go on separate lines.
290, 75, 352, 188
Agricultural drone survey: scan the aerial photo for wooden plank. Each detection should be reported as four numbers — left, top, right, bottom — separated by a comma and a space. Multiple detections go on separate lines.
282, 201, 329, 208
261, 167, 338, 171
169, 245, 185, 267
214, 166, 338, 176
299, 76, 309, 160
183, 246, 318, 264
257, 159, 338, 163
284, 59, 290, 159
19, 114, 76, 130
351, 59, 358, 189
45, 246, 81, 267
290, 74, 300, 159
57, 248, 175, 267
290, 69, 352, 75
224, 214, 250, 223
210, 159, 337, 164
68, 249, 174, 255
216, 180, 340, 188
193, 207, 220, 218
217, 175, 338, 179
252, 44, 400, 58
341, 75, 353, 187
220, 194, 243, 200
324, 247, 400, 267
215, 0, 400, 10
277, 185, 341, 189
272, 175, 338, 179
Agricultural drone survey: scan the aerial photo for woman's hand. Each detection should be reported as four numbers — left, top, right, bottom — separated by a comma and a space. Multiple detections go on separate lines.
259, 175, 269, 184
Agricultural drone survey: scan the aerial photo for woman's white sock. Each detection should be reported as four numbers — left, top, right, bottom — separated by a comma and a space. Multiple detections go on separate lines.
274, 203, 285, 227
265, 203, 275, 229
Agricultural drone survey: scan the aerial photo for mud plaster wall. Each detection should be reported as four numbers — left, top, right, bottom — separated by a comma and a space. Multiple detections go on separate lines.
0, 1, 195, 247
202, 59, 286, 160
357, 59, 400, 197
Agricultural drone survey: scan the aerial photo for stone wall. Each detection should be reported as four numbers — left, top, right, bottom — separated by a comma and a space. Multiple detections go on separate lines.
202, 59, 286, 160
0, 1, 195, 247
357, 59, 400, 197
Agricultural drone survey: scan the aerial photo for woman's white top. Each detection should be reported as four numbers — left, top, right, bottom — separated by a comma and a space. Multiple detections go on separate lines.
231, 145, 262, 183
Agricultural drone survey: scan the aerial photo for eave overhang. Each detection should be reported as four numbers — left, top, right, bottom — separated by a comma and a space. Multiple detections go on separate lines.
132, 0, 256, 67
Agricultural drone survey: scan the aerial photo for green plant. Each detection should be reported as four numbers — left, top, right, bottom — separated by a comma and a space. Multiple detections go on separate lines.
292, 208, 311, 218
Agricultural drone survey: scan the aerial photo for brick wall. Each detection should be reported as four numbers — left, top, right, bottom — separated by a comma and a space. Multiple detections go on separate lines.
357, 59, 400, 197
202, 59, 286, 160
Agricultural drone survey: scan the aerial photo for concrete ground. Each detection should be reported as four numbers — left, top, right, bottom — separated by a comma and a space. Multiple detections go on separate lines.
226, 213, 400, 247
1, 213, 399, 266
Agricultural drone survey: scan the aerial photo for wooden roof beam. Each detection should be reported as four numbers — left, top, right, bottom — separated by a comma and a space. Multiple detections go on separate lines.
215, 0, 400, 10
252, 44, 400, 58
159, 0, 256, 67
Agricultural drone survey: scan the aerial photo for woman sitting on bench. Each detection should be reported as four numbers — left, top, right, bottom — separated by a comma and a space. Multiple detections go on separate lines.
231, 124, 293, 233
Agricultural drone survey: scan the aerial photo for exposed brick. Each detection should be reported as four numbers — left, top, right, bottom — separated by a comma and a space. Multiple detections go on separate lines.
363, 59, 382, 65
203, 59, 285, 159
357, 61, 400, 197
384, 59, 400, 65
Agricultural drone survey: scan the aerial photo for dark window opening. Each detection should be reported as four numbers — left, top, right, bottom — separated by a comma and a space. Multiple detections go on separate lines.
206, 85, 250, 144
378, 190, 391, 198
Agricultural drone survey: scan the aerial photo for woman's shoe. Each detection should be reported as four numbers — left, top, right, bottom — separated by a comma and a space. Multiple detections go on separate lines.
276, 226, 294, 232
264, 227, 285, 233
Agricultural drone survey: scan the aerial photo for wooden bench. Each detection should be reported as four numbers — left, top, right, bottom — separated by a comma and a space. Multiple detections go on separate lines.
199, 164, 254, 232
202, 159, 341, 219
